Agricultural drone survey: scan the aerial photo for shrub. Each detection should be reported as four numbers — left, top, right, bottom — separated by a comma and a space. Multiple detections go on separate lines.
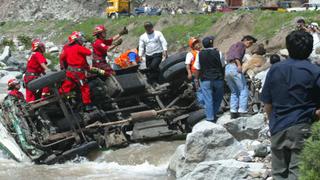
17, 35, 32, 49
299, 121, 320, 180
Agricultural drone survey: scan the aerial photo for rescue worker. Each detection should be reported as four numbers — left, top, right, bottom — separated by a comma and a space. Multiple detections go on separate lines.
60, 31, 94, 111
114, 48, 140, 70
185, 37, 204, 106
185, 37, 201, 80
24, 39, 50, 103
7, 79, 24, 100
92, 25, 128, 77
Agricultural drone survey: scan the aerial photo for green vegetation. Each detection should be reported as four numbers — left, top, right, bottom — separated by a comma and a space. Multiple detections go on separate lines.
44, 53, 59, 69
253, 11, 320, 39
0, 11, 319, 52
300, 122, 320, 180
0, 37, 15, 50
17, 35, 32, 49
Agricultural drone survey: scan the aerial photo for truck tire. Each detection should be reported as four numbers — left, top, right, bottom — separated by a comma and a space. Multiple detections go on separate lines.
162, 62, 187, 82
159, 51, 187, 73
186, 109, 205, 132
27, 71, 66, 91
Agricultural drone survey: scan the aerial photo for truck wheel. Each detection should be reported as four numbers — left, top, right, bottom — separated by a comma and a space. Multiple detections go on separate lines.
159, 51, 187, 73
27, 70, 66, 91
185, 109, 205, 132
162, 62, 187, 82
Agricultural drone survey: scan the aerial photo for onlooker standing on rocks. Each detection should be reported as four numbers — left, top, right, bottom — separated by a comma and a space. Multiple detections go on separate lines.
261, 30, 320, 179
194, 36, 224, 122
139, 22, 168, 83
225, 35, 257, 118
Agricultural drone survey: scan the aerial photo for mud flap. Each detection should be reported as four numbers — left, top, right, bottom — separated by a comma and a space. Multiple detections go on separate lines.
131, 119, 177, 141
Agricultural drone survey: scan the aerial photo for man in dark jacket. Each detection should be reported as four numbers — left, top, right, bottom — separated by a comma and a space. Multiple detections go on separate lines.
261, 30, 320, 179
194, 36, 224, 122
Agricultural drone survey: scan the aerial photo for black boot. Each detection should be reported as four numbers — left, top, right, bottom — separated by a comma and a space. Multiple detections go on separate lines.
230, 112, 239, 119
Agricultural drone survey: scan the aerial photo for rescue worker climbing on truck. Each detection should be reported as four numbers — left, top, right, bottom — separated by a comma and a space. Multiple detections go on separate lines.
24, 39, 50, 103
60, 31, 95, 112
7, 79, 24, 101
114, 48, 140, 70
92, 25, 128, 77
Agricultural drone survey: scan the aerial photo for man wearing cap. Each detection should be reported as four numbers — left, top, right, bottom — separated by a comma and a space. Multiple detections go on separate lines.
225, 35, 257, 119
139, 22, 168, 83
194, 36, 225, 123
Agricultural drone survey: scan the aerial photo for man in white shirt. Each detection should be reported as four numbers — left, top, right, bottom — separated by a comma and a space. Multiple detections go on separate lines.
139, 22, 168, 83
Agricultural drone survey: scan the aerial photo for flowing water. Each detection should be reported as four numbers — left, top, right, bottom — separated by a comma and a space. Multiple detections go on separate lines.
0, 141, 184, 180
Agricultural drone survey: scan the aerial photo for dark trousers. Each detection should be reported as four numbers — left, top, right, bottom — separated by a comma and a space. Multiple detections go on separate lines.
146, 53, 163, 83
271, 123, 311, 180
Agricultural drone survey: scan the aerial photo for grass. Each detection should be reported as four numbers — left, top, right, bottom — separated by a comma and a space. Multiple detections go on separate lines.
253, 11, 320, 39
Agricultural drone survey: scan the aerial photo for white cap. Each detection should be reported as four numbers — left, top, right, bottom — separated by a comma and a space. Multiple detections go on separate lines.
311, 22, 319, 27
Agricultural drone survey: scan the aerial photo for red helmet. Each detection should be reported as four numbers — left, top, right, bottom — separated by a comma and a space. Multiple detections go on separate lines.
68, 31, 81, 44
93, 25, 106, 36
189, 37, 199, 49
8, 79, 19, 88
31, 39, 45, 52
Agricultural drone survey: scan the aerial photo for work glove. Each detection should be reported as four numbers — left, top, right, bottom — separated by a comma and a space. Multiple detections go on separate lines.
114, 39, 123, 46
119, 27, 128, 36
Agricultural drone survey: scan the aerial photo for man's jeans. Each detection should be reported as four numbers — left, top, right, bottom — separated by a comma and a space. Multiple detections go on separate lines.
225, 63, 249, 113
200, 79, 224, 122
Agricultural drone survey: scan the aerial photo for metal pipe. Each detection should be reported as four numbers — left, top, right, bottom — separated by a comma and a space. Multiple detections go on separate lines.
104, 104, 147, 114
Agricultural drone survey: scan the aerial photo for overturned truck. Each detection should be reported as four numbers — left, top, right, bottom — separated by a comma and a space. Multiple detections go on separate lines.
0, 52, 205, 164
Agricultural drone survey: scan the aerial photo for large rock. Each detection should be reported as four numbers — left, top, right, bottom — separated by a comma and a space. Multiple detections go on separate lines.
218, 113, 267, 141
182, 159, 267, 180
169, 121, 244, 178
0, 46, 11, 62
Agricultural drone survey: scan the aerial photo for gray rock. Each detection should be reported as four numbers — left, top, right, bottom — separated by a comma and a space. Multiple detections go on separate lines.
48, 46, 59, 53
169, 121, 244, 178
254, 144, 270, 158
218, 113, 267, 141
240, 139, 262, 151
182, 159, 266, 180
0, 46, 11, 62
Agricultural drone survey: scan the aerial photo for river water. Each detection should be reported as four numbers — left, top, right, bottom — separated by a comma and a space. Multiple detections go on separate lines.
0, 141, 183, 180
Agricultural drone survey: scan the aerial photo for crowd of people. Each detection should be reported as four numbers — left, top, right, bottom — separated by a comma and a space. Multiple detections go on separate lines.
184, 23, 320, 180
3, 17, 320, 180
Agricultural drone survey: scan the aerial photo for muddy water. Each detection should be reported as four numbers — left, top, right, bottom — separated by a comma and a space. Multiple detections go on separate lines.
0, 141, 184, 180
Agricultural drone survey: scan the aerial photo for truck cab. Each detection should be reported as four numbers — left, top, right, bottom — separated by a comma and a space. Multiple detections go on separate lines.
106, 0, 131, 18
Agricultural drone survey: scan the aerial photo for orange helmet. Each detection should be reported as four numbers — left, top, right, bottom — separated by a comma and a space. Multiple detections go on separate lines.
189, 37, 199, 49
93, 25, 106, 36
31, 39, 45, 52
68, 31, 81, 44
8, 79, 19, 89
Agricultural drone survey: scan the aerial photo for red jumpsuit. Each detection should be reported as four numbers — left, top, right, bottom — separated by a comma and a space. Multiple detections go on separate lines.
60, 44, 92, 105
59, 44, 70, 70
24, 52, 50, 102
9, 89, 25, 100
92, 38, 114, 76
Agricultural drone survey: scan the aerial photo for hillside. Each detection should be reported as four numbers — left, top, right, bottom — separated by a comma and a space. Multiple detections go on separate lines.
1, 11, 319, 54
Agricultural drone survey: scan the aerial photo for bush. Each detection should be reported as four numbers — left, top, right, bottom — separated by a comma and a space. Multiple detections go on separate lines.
299, 121, 320, 180
1, 38, 14, 48
17, 35, 32, 49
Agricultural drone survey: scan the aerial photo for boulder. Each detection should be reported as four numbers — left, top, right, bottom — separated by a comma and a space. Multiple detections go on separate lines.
0, 46, 11, 62
218, 113, 266, 141
169, 121, 244, 178
182, 159, 267, 180
48, 46, 59, 53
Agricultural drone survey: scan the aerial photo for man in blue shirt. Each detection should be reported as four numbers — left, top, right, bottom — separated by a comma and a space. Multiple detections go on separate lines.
261, 30, 320, 180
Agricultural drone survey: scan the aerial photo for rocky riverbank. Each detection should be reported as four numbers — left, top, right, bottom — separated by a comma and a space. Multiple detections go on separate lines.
168, 113, 272, 180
